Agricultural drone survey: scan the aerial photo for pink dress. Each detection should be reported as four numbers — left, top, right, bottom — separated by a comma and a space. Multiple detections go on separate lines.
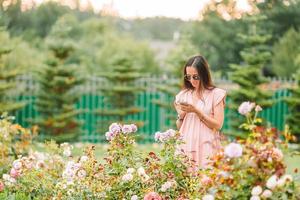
175, 88, 226, 168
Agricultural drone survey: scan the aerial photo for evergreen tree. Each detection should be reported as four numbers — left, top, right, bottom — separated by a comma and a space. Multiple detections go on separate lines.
0, 27, 25, 114
34, 15, 85, 142
228, 15, 273, 137
153, 38, 198, 129
285, 67, 300, 141
272, 28, 300, 77
96, 54, 146, 138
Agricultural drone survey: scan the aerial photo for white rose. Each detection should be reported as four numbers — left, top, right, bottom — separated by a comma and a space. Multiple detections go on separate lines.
202, 194, 214, 200
127, 168, 135, 174
122, 173, 133, 182
12, 160, 22, 170
266, 175, 278, 190
261, 189, 272, 198
250, 196, 260, 200
131, 195, 138, 200
251, 186, 262, 196
160, 181, 172, 192
77, 169, 87, 179
137, 167, 145, 176
282, 174, 293, 183
80, 156, 89, 163
277, 178, 286, 187
166, 129, 176, 137
63, 149, 72, 157
141, 174, 150, 182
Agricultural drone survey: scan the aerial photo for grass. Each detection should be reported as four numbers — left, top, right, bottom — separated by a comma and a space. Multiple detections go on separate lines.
285, 154, 300, 179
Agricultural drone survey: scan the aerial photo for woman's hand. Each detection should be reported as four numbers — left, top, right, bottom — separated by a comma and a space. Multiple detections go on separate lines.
179, 103, 198, 114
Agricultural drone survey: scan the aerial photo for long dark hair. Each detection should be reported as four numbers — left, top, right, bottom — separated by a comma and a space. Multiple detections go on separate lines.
183, 55, 215, 91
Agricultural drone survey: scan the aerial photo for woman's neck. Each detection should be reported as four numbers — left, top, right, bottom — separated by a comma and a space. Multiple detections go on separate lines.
193, 88, 205, 99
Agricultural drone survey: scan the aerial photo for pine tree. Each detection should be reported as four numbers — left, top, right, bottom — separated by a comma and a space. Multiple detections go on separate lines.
272, 28, 300, 77
229, 15, 273, 137
34, 16, 84, 142
0, 27, 25, 114
96, 54, 146, 138
153, 39, 198, 129
285, 69, 300, 141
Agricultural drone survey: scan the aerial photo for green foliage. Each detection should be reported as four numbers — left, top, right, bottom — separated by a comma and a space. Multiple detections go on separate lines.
285, 70, 300, 140
29, 2, 70, 38
34, 15, 85, 142
95, 32, 159, 74
187, 13, 246, 75
117, 17, 187, 41
0, 27, 26, 114
272, 28, 300, 77
257, 0, 300, 42
1, 0, 74, 39
228, 15, 273, 136
200, 0, 300, 76
96, 55, 146, 135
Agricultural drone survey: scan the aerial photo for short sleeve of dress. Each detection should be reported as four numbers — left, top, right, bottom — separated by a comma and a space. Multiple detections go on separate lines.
174, 90, 189, 114
175, 92, 182, 104
213, 88, 227, 108
175, 89, 188, 104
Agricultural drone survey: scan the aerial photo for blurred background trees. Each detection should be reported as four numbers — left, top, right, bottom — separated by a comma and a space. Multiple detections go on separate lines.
0, 0, 300, 140
0, 27, 26, 114
96, 54, 146, 140
34, 15, 85, 142
227, 15, 273, 136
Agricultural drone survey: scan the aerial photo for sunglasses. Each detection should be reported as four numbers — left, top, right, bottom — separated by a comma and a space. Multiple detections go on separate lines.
184, 74, 200, 81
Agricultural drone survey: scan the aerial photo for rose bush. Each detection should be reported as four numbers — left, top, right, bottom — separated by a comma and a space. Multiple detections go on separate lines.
0, 102, 299, 199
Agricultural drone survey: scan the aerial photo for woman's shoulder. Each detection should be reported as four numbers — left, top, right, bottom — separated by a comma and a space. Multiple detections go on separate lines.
211, 87, 227, 105
212, 87, 226, 95
175, 89, 190, 102
176, 89, 190, 96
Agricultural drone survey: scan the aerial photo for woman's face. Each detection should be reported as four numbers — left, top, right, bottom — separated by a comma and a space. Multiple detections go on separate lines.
185, 66, 200, 89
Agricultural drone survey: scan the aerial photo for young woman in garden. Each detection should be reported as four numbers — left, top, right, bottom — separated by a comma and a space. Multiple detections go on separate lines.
174, 55, 226, 168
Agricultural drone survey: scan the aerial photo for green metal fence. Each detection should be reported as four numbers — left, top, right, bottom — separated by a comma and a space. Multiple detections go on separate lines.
12, 75, 294, 143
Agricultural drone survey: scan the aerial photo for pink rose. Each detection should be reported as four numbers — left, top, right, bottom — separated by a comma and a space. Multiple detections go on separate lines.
105, 131, 114, 141
154, 132, 161, 141
109, 123, 121, 134
131, 124, 138, 132
0, 181, 4, 192
224, 143, 243, 158
255, 105, 262, 112
144, 192, 162, 200
238, 101, 255, 115
201, 175, 212, 185
122, 125, 133, 134
272, 148, 283, 161
10, 168, 20, 178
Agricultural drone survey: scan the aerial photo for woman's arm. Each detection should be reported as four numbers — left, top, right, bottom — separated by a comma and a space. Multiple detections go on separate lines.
174, 102, 186, 130
195, 102, 224, 130
180, 102, 225, 130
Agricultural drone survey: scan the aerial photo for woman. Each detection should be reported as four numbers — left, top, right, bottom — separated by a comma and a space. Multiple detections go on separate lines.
174, 55, 226, 168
